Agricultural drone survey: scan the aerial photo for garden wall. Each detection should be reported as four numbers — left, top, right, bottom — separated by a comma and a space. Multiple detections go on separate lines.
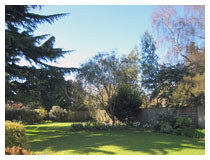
136, 106, 205, 129
67, 111, 92, 122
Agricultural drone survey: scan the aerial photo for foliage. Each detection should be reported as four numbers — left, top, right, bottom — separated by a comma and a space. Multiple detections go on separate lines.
140, 31, 159, 93
5, 146, 31, 155
5, 5, 77, 109
108, 84, 142, 124
69, 121, 131, 131
156, 109, 177, 126
77, 51, 141, 125
63, 80, 87, 111
183, 129, 205, 138
5, 121, 30, 149
49, 106, 68, 122
174, 117, 192, 129
150, 6, 205, 108
160, 122, 173, 133
150, 44, 204, 108
154, 109, 194, 135
5, 104, 43, 124
34, 107, 48, 120
173, 128, 205, 138
70, 123, 85, 131
77, 52, 120, 125
151, 63, 187, 106
170, 43, 205, 107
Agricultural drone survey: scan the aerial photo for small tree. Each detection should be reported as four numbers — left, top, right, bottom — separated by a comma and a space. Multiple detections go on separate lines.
108, 84, 142, 125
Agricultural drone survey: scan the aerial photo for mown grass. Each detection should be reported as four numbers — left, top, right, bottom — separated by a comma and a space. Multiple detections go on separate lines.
24, 122, 205, 155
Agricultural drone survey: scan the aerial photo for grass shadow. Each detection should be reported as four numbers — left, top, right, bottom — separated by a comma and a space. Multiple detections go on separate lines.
25, 123, 205, 155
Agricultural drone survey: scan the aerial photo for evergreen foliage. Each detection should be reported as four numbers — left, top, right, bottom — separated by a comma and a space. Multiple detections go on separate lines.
5, 5, 77, 107
108, 84, 142, 124
140, 32, 159, 92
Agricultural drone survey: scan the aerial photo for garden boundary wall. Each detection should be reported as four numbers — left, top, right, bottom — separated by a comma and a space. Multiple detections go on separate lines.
67, 111, 92, 122
67, 110, 111, 122
136, 106, 205, 129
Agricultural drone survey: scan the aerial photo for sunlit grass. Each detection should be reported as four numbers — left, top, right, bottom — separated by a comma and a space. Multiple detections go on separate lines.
24, 122, 205, 155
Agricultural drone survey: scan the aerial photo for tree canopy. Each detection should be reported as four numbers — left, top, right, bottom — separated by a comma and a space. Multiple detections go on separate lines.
5, 5, 77, 107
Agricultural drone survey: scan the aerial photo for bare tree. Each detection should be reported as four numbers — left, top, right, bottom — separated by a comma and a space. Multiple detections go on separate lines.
152, 5, 205, 63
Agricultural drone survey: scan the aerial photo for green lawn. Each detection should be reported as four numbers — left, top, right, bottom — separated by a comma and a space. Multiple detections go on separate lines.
24, 122, 205, 155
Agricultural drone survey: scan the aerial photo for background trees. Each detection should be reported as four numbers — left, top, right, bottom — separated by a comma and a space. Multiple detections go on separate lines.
5, 5, 205, 125
147, 5, 205, 108
77, 51, 141, 125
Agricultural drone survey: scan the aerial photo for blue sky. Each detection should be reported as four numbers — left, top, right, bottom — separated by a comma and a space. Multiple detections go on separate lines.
24, 5, 163, 71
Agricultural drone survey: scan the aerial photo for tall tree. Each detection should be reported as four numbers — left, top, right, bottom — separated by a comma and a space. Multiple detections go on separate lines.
140, 32, 159, 97
77, 51, 141, 125
152, 5, 205, 62
77, 52, 120, 125
5, 5, 77, 107
171, 42, 205, 107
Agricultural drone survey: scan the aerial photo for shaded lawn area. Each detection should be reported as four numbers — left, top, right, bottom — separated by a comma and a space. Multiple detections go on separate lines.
24, 122, 205, 155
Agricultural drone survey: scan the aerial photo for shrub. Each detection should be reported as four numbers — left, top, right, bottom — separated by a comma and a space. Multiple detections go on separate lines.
160, 122, 173, 133
183, 128, 205, 138
173, 128, 205, 138
175, 117, 192, 129
5, 146, 31, 155
154, 109, 177, 132
70, 123, 84, 131
49, 106, 68, 122
35, 107, 48, 120
157, 109, 177, 126
173, 128, 184, 136
154, 108, 193, 135
70, 121, 133, 132
5, 106, 43, 124
184, 117, 193, 128
5, 121, 29, 149
23, 109, 42, 124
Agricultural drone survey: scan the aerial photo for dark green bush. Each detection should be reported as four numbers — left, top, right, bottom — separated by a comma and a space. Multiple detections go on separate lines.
154, 109, 177, 133
5, 121, 30, 149
184, 128, 205, 138
108, 84, 142, 125
175, 117, 192, 129
172, 128, 185, 136
69, 122, 130, 131
173, 128, 205, 138
5, 107, 43, 124
70, 123, 84, 131
154, 108, 194, 135
160, 122, 173, 133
